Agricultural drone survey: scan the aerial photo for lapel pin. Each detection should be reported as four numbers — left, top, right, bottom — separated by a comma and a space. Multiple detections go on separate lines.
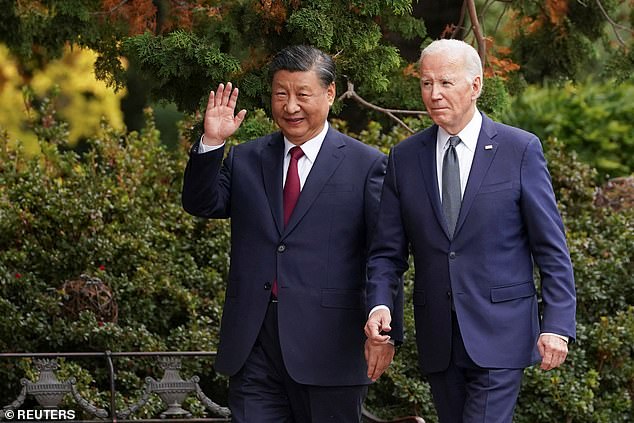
484, 145, 493, 150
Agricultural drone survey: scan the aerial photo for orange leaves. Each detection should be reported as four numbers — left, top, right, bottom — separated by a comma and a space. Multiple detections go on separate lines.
545, 0, 569, 27
255, 0, 299, 34
402, 63, 420, 78
484, 38, 520, 79
100, 0, 157, 35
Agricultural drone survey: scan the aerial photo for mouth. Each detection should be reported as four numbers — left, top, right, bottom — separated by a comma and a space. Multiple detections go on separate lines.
284, 117, 305, 125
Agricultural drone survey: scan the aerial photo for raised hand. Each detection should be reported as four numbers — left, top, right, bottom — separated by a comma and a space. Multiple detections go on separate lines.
203, 82, 247, 146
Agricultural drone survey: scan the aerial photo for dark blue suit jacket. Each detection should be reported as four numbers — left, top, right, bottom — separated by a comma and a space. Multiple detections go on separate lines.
367, 113, 576, 374
182, 127, 387, 386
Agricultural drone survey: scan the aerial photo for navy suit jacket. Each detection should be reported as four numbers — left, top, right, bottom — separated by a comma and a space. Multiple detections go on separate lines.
182, 127, 387, 386
367, 113, 576, 374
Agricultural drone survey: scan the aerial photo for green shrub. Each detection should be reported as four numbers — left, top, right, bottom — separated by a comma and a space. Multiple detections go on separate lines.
0, 100, 231, 414
502, 80, 634, 180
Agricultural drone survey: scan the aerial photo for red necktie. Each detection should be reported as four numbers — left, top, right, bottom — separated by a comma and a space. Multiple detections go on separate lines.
283, 146, 305, 227
272, 146, 305, 298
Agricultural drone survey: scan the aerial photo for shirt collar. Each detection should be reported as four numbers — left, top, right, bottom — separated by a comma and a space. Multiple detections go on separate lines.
437, 109, 482, 152
283, 121, 329, 163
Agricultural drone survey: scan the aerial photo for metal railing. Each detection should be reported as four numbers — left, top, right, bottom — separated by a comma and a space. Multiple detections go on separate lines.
0, 351, 426, 423
0, 351, 231, 422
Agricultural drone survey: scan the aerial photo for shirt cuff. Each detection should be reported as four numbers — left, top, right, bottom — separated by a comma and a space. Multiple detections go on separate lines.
369, 304, 390, 318
540, 332, 569, 343
198, 135, 225, 154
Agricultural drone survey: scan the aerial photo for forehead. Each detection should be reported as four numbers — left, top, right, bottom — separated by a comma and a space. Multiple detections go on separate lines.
271, 69, 322, 88
420, 53, 464, 78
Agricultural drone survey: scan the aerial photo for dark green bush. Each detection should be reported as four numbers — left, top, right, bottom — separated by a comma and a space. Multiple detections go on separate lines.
502, 80, 634, 180
0, 100, 231, 414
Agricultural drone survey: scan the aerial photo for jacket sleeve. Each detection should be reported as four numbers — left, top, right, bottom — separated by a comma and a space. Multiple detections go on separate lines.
366, 149, 409, 343
181, 141, 232, 219
520, 137, 577, 341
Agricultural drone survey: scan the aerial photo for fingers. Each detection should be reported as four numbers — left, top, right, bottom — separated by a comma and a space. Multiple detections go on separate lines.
364, 309, 392, 343
365, 340, 395, 381
208, 82, 239, 110
538, 335, 568, 371
222, 82, 233, 106
227, 83, 239, 109
235, 108, 247, 126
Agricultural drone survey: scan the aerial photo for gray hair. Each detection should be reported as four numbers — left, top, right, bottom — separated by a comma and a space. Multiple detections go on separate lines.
268, 45, 336, 88
420, 39, 483, 89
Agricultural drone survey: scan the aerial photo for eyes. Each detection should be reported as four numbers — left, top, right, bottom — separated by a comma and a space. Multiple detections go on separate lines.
421, 80, 455, 88
274, 91, 312, 98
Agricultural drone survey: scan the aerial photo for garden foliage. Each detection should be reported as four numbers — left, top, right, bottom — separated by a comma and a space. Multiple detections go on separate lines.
502, 80, 634, 180
0, 92, 632, 420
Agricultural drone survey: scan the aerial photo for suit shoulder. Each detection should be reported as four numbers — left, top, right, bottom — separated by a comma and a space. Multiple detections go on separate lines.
334, 129, 385, 160
393, 125, 436, 154
232, 131, 281, 151
491, 121, 539, 145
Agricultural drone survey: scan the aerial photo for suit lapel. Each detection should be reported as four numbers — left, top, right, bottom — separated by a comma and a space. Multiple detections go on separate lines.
418, 126, 448, 236
283, 128, 345, 237
454, 115, 499, 237
262, 133, 285, 235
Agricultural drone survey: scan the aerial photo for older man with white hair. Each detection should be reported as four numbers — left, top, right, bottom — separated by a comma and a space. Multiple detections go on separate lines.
364, 39, 576, 422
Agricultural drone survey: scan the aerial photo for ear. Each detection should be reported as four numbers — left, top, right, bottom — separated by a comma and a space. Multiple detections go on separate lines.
472, 75, 482, 100
327, 82, 336, 106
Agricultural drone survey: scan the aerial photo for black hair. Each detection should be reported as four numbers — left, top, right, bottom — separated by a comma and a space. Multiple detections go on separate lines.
268, 45, 335, 88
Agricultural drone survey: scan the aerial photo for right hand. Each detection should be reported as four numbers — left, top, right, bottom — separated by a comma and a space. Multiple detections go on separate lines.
203, 82, 247, 146
364, 309, 392, 344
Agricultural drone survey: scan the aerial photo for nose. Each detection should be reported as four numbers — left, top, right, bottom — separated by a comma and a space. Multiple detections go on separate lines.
430, 84, 443, 101
284, 95, 300, 113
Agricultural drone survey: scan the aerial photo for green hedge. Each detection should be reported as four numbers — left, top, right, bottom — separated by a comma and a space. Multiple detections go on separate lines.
502, 80, 634, 180
0, 96, 632, 420
0, 102, 231, 415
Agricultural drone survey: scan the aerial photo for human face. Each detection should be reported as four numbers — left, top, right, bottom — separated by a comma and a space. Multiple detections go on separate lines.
271, 70, 335, 145
420, 52, 481, 135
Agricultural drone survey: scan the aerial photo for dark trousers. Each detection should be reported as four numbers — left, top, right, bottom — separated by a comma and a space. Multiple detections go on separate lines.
426, 313, 524, 423
228, 301, 368, 423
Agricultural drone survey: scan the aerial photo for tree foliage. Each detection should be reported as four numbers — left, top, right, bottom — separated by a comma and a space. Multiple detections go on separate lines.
502, 79, 634, 179
0, 0, 426, 113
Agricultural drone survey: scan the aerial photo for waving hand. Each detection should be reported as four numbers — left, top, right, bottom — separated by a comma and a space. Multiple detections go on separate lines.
203, 82, 247, 146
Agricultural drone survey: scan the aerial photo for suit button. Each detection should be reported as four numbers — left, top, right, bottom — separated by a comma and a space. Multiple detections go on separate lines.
449, 252, 456, 259
277, 244, 286, 253
447, 291, 452, 299
264, 282, 271, 290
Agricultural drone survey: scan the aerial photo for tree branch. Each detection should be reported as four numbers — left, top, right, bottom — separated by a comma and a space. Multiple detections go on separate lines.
595, 0, 632, 47
465, 0, 486, 64
91, 0, 131, 15
337, 82, 427, 134
451, 0, 468, 39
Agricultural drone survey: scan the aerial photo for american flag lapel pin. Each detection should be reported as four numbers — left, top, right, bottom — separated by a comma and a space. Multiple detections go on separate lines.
484, 145, 493, 150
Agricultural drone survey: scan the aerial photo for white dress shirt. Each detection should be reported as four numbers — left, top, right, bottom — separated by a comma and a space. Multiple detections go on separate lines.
435, 109, 482, 198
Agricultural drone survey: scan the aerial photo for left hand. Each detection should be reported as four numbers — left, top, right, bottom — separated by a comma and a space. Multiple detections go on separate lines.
365, 339, 395, 382
537, 334, 569, 370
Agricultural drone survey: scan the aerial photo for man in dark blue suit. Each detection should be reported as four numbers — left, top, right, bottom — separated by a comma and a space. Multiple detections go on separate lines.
182, 45, 389, 422
364, 39, 576, 422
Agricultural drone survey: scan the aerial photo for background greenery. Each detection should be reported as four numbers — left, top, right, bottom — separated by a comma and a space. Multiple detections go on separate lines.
0, 0, 632, 421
